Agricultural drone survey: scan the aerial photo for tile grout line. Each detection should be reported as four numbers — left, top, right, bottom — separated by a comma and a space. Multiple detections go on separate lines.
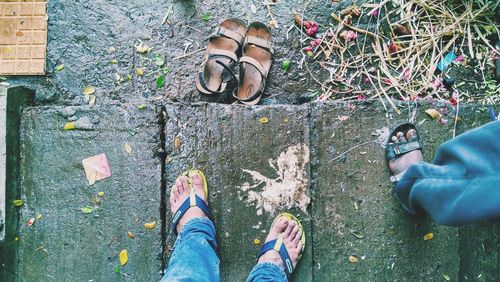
306, 102, 316, 282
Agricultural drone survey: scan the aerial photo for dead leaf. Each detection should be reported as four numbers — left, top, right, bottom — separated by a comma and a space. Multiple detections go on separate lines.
135, 42, 151, 53
97, 191, 105, 197
124, 143, 132, 154
119, 250, 128, 266
425, 109, 442, 120
81, 206, 94, 214
83, 86, 96, 95
144, 221, 157, 229
423, 232, 434, 241
253, 238, 261, 245
36, 214, 42, 220
259, 117, 269, 124
350, 230, 364, 239
127, 232, 135, 238
111, 59, 118, 64
349, 255, 358, 263
174, 137, 181, 150
338, 115, 349, 121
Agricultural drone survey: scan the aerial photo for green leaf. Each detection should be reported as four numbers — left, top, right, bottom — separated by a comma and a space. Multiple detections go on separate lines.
201, 12, 212, 21
114, 265, 121, 274
156, 74, 165, 89
55, 64, 65, 71
13, 199, 24, 207
154, 54, 165, 66
81, 206, 94, 214
161, 67, 171, 75
281, 60, 291, 71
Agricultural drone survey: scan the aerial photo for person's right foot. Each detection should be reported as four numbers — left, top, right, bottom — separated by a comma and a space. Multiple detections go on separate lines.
258, 217, 303, 271
388, 129, 424, 178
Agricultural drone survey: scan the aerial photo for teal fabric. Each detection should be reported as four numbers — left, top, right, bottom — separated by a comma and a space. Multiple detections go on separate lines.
395, 121, 500, 226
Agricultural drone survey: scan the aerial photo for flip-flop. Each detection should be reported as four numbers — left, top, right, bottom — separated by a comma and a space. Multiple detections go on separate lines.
257, 213, 306, 280
195, 19, 246, 95
385, 123, 423, 185
170, 169, 213, 237
233, 22, 273, 105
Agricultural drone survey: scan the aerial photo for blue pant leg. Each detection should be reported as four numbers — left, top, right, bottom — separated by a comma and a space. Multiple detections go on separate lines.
161, 218, 220, 282
396, 122, 500, 226
246, 262, 288, 282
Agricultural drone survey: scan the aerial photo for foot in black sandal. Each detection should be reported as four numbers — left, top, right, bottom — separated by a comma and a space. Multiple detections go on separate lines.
386, 123, 424, 184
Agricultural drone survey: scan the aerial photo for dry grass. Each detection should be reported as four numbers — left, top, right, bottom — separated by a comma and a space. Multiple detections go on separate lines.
306, 0, 499, 109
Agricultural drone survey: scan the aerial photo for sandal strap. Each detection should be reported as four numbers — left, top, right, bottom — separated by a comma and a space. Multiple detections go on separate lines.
239, 56, 267, 77
244, 36, 274, 54
210, 26, 244, 44
171, 191, 213, 236
257, 237, 294, 279
197, 49, 238, 94
386, 140, 422, 160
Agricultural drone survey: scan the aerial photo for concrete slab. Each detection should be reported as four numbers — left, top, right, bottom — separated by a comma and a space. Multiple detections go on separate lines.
163, 103, 313, 281
9, 105, 162, 281
310, 102, 471, 281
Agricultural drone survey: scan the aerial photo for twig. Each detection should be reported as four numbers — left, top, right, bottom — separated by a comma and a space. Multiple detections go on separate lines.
172, 47, 206, 60
329, 140, 378, 163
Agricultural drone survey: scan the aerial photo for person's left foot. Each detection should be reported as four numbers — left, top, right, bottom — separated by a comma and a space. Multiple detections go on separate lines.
169, 174, 207, 234
258, 217, 303, 271
388, 129, 424, 178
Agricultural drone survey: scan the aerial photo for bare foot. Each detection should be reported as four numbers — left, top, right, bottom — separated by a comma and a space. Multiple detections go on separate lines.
258, 217, 303, 271
169, 174, 208, 234
388, 129, 424, 179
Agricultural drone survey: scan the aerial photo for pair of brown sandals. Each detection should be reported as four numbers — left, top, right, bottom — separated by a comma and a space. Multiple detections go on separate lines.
195, 19, 273, 105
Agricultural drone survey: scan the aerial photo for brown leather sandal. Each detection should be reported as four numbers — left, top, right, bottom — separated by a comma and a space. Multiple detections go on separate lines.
195, 19, 246, 95
233, 22, 273, 105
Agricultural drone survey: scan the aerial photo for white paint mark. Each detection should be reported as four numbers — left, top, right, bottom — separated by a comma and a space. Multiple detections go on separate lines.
237, 144, 310, 215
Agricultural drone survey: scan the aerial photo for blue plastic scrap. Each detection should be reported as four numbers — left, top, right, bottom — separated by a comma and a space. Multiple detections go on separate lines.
488, 108, 498, 121
437, 51, 457, 72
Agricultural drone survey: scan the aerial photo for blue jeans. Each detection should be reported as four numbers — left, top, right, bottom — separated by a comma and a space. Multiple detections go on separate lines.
396, 121, 500, 226
161, 218, 287, 282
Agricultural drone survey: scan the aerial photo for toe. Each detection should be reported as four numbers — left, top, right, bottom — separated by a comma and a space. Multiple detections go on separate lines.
180, 176, 190, 193
399, 135, 407, 142
391, 136, 398, 143
288, 225, 300, 241
284, 221, 295, 237
292, 228, 302, 243
406, 129, 417, 141
273, 217, 289, 232
191, 173, 206, 200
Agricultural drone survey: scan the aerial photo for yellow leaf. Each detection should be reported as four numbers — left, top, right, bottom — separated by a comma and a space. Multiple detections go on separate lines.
259, 117, 269, 124
137, 104, 147, 110
127, 232, 135, 238
124, 143, 132, 154
15, 236, 19, 241
83, 86, 96, 95
64, 122, 76, 130
136, 68, 144, 76
127, 74, 132, 81
283, 117, 289, 123
55, 64, 65, 71
97, 191, 105, 197
111, 59, 118, 64
144, 221, 157, 229
13, 199, 24, 207
253, 238, 261, 245
443, 274, 450, 281
423, 232, 434, 241
119, 250, 128, 266
425, 109, 441, 120
135, 43, 151, 53
36, 214, 42, 220
348, 255, 358, 263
